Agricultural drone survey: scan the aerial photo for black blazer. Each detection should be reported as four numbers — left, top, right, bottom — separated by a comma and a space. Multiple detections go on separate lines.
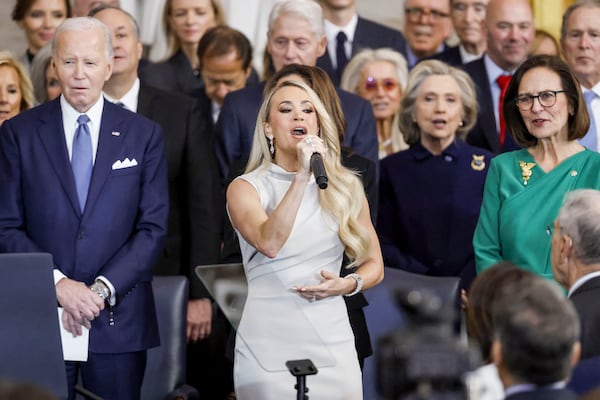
429, 45, 464, 67
570, 275, 600, 360
138, 83, 222, 298
463, 57, 519, 153
140, 50, 205, 98
505, 388, 576, 400
317, 16, 407, 86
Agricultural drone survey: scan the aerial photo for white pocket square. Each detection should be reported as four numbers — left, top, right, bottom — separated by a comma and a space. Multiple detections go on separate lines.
112, 158, 138, 170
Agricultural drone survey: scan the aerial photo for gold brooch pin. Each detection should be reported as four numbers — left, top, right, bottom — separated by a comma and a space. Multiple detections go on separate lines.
519, 160, 536, 185
471, 154, 486, 171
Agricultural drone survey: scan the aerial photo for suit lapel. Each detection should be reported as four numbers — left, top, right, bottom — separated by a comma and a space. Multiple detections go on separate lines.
473, 59, 499, 152
37, 99, 81, 215
137, 84, 154, 116
84, 101, 125, 214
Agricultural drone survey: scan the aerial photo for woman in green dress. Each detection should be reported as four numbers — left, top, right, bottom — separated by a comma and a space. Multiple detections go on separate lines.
474, 55, 600, 280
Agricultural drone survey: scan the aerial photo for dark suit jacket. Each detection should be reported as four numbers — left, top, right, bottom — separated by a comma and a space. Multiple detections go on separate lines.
140, 50, 205, 98
317, 16, 407, 86
570, 275, 600, 360
463, 57, 520, 153
140, 49, 260, 100
505, 388, 576, 400
137, 83, 222, 299
429, 45, 464, 67
0, 98, 168, 353
214, 81, 378, 180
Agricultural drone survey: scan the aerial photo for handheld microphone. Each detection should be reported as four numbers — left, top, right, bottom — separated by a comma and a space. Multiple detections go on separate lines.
310, 153, 328, 189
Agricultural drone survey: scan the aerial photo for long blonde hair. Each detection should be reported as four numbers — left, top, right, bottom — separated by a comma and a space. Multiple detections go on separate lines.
0, 51, 35, 112
246, 80, 371, 266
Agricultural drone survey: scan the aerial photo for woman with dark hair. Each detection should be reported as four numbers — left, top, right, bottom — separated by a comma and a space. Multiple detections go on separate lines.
11, 0, 70, 73
377, 59, 493, 291
474, 55, 600, 279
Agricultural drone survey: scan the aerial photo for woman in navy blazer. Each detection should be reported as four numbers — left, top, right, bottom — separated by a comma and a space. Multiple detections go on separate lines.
377, 60, 493, 291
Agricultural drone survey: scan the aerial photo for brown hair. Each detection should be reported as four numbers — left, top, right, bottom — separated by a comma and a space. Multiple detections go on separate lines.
503, 55, 589, 147
466, 262, 535, 362
197, 25, 253, 71
12, 0, 71, 21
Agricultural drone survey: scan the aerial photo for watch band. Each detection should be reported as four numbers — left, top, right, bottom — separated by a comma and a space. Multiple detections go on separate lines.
344, 273, 363, 297
90, 280, 110, 301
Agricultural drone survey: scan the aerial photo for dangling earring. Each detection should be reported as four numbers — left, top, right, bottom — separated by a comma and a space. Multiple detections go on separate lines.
268, 136, 275, 158
459, 120, 464, 127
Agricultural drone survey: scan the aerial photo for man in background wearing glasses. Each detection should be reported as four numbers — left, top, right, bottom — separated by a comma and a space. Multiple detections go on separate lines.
403, 0, 453, 68
561, 0, 600, 152
463, 0, 535, 153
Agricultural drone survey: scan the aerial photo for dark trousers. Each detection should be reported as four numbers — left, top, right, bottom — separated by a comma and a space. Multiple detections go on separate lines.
187, 306, 234, 400
66, 351, 146, 400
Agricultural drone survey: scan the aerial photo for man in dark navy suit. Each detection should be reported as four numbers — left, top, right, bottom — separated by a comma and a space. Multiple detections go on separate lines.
0, 17, 168, 400
431, 0, 488, 67
492, 276, 579, 400
215, 0, 378, 180
91, 7, 232, 398
316, 0, 407, 86
463, 0, 534, 153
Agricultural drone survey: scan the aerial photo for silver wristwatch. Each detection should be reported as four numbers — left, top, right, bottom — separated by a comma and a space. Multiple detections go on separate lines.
344, 273, 363, 297
90, 280, 110, 301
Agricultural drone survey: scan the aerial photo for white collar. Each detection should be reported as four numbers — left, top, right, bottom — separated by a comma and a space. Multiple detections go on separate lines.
103, 78, 140, 112
324, 13, 358, 44
568, 270, 600, 297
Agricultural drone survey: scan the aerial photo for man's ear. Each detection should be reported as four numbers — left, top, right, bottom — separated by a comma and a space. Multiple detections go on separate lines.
491, 339, 503, 367
560, 233, 573, 262
571, 341, 581, 366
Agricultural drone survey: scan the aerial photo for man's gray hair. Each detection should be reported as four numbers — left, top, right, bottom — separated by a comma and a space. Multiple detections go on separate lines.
268, 0, 325, 39
52, 17, 114, 61
557, 189, 600, 265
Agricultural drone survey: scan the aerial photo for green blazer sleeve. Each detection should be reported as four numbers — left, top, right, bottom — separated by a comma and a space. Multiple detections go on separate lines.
473, 157, 503, 273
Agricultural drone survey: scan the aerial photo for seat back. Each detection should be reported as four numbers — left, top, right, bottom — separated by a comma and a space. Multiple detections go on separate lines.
0, 253, 68, 400
140, 275, 188, 400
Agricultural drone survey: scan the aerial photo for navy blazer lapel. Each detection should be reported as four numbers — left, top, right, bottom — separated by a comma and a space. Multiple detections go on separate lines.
37, 99, 81, 215
85, 101, 125, 213
470, 59, 499, 152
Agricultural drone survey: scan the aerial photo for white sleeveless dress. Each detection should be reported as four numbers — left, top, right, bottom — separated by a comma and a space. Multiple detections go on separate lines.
232, 164, 362, 400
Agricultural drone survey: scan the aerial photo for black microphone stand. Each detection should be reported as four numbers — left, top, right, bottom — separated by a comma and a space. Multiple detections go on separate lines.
286, 359, 318, 400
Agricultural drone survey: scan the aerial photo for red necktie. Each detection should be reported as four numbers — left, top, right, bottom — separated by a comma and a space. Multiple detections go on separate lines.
496, 75, 511, 148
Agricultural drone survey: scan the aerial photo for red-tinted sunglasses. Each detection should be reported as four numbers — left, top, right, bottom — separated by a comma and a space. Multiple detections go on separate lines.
364, 77, 399, 93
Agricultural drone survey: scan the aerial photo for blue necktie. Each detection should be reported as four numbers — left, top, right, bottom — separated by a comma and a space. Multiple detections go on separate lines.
581, 90, 598, 151
72, 114, 92, 212
336, 31, 348, 81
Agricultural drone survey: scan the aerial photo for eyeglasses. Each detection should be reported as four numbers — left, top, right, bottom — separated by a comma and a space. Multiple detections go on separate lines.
405, 7, 450, 22
364, 77, 399, 93
515, 90, 566, 111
